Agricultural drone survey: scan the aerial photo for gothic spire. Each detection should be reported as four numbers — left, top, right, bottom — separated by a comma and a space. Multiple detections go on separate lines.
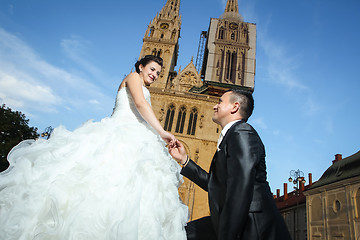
225, 0, 238, 13
159, 0, 180, 19
221, 0, 243, 21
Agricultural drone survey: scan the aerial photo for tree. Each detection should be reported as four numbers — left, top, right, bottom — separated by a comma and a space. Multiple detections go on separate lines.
0, 104, 39, 172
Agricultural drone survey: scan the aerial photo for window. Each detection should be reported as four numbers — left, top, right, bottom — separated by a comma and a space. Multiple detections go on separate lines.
225, 51, 237, 83
225, 50, 231, 80
157, 49, 162, 57
230, 52, 237, 83
164, 104, 175, 131
175, 106, 186, 133
187, 108, 198, 135
149, 27, 155, 37
218, 27, 224, 39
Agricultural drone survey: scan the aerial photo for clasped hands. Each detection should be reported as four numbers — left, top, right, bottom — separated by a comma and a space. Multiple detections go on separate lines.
166, 141, 188, 167
161, 131, 188, 166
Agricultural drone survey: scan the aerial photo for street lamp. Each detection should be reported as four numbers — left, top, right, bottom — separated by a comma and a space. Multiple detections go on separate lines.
41, 126, 53, 140
288, 169, 306, 191
288, 169, 306, 239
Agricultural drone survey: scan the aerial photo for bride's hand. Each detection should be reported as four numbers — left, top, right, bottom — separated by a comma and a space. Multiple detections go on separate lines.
160, 131, 176, 146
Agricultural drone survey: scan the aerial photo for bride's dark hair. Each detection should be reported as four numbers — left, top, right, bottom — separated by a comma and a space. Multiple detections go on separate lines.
135, 55, 163, 73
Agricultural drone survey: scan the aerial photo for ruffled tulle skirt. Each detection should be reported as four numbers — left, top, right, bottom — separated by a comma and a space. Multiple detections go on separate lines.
0, 117, 188, 240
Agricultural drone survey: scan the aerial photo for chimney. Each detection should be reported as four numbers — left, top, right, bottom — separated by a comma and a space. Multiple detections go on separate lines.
284, 183, 288, 200
276, 189, 280, 198
332, 154, 342, 164
299, 178, 305, 193
308, 173, 312, 186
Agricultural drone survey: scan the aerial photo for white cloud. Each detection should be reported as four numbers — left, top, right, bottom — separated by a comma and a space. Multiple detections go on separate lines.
251, 117, 267, 129
304, 97, 319, 115
60, 35, 107, 86
260, 39, 307, 90
89, 99, 100, 105
272, 130, 280, 136
257, 15, 307, 90
0, 27, 112, 118
220, 0, 227, 9
0, 73, 60, 111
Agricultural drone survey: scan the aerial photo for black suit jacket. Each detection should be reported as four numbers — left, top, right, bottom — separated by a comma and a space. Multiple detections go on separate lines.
181, 121, 291, 240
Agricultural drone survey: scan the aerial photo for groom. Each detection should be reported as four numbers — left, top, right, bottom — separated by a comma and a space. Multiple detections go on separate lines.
169, 89, 291, 240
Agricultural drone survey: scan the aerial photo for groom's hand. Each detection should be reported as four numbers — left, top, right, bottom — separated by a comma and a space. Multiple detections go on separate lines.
168, 140, 188, 165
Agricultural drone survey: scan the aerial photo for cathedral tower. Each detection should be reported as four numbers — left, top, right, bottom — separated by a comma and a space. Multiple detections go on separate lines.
139, 0, 181, 89
137, 0, 257, 220
201, 0, 256, 95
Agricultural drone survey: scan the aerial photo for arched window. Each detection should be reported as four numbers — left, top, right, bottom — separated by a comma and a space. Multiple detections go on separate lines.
230, 52, 237, 83
160, 33, 164, 39
225, 50, 231, 80
218, 27, 224, 39
231, 32, 235, 40
152, 49, 157, 56
175, 106, 187, 133
187, 108, 198, 135
149, 27, 155, 37
164, 104, 175, 131
225, 51, 237, 83
157, 49, 162, 57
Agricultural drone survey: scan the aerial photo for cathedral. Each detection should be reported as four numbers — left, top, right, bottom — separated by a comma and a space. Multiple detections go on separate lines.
138, 0, 256, 220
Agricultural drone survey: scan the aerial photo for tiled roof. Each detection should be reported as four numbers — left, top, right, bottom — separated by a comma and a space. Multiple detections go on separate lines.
308, 151, 360, 190
275, 185, 310, 210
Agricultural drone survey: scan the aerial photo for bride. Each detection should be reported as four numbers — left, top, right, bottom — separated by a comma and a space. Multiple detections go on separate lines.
0, 55, 188, 240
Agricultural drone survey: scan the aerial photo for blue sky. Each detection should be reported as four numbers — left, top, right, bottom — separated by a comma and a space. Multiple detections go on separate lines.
0, 0, 359, 193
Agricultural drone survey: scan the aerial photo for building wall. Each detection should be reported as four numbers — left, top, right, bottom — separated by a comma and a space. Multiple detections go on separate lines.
305, 178, 360, 240
150, 88, 219, 219
280, 203, 307, 240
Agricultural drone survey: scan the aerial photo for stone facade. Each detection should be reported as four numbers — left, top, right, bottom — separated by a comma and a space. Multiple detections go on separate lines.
150, 88, 219, 220
304, 152, 360, 240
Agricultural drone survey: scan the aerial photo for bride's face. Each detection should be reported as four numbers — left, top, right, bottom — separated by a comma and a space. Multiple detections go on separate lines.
139, 61, 162, 86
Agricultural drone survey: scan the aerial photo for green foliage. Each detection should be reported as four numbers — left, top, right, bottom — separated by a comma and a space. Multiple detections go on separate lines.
0, 104, 39, 171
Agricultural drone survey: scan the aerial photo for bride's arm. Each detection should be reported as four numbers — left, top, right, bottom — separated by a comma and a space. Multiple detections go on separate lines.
125, 73, 174, 143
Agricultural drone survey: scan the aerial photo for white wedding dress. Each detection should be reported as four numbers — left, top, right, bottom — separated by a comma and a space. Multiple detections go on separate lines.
0, 86, 188, 240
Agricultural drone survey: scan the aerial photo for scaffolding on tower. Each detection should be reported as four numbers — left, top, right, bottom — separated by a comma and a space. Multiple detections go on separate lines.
195, 31, 207, 74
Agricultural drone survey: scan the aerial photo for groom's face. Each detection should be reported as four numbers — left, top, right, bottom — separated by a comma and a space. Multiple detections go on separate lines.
212, 92, 234, 127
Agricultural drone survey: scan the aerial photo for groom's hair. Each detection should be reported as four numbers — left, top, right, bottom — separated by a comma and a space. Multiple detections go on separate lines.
135, 55, 163, 73
228, 88, 254, 122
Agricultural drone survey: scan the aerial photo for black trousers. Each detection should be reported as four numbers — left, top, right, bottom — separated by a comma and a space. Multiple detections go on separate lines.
185, 216, 217, 240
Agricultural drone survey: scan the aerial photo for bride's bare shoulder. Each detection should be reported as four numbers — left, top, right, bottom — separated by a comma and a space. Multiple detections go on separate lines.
118, 72, 140, 91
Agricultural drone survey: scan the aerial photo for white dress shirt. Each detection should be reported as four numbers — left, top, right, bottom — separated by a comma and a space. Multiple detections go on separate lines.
217, 120, 240, 151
